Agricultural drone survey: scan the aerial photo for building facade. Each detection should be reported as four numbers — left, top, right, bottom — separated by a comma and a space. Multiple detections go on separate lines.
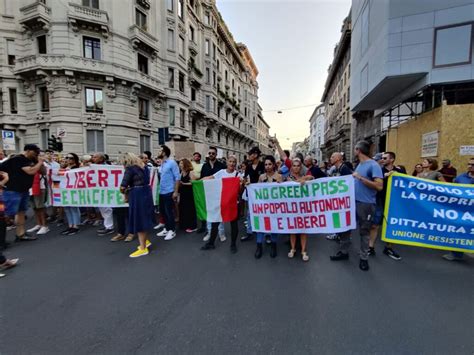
0, 0, 265, 160
308, 103, 325, 164
320, 13, 352, 162
351, 0, 474, 162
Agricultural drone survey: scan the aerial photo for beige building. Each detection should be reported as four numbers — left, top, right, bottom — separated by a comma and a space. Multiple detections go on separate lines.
255, 110, 273, 156
320, 13, 352, 161
0, 0, 265, 161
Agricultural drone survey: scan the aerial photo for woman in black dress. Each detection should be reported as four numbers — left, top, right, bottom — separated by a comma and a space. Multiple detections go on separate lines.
178, 158, 197, 233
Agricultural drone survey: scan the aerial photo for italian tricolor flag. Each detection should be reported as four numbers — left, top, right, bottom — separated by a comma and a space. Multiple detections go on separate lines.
192, 177, 240, 222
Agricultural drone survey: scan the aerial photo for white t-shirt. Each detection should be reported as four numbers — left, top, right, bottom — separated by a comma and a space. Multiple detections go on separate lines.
213, 169, 239, 179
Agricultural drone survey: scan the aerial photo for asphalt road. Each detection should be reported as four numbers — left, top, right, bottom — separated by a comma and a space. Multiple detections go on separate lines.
1, 220, 473, 354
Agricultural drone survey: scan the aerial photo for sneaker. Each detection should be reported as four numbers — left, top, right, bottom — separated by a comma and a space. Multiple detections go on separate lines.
137, 240, 152, 249
326, 234, 338, 240
442, 253, 463, 261
93, 220, 102, 226
201, 243, 215, 250
66, 228, 79, 236
60, 228, 72, 235
203, 233, 211, 242
110, 234, 125, 242
154, 223, 165, 230
330, 251, 349, 261
383, 247, 401, 260
27, 225, 41, 233
156, 229, 168, 237
359, 259, 369, 271
219, 233, 226, 242
15, 234, 38, 242
97, 228, 114, 236
240, 233, 253, 242
185, 228, 197, 233
164, 230, 176, 241
368, 247, 376, 256
129, 247, 149, 258
37, 226, 50, 235
6, 224, 16, 231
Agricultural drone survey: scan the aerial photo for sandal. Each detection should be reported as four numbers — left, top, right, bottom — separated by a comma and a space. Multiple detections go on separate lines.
110, 234, 125, 242
124, 234, 135, 242
302, 252, 310, 262
288, 249, 296, 258
0, 258, 19, 270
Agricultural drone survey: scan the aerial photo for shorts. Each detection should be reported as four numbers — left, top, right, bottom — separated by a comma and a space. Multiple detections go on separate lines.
30, 190, 47, 209
3, 190, 30, 217
372, 205, 384, 226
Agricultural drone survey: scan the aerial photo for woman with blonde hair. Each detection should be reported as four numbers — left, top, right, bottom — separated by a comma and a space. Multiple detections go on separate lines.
178, 158, 197, 232
120, 152, 154, 258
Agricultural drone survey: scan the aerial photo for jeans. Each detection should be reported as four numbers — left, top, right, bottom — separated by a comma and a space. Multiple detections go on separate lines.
256, 233, 277, 243
3, 190, 30, 217
99, 207, 114, 229
0, 219, 6, 247
208, 219, 238, 246
64, 207, 81, 226
207, 221, 224, 235
113, 207, 129, 236
339, 202, 374, 260
159, 193, 175, 231
246, 208, 252, 234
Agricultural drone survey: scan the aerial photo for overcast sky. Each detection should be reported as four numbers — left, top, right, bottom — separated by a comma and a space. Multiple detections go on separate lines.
216, 0, 352, 149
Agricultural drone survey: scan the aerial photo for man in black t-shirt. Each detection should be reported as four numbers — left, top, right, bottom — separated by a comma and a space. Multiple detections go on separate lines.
241, 146, 265, 241
0, 144, 44, 241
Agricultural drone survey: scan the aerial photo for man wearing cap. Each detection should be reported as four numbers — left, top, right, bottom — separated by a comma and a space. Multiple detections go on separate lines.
0, 144, 45, 241
439, 159, 457, 183
241, 146, 265, 242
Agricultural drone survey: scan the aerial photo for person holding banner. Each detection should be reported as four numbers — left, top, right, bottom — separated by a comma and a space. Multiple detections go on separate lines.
254, 155, 282, 259
201, 155, 240, 254
61, 153, 81, 236
286, 158, 313, 262
92, 153, 115, 235
120, 153, 154, 258
330, 141, 383, 271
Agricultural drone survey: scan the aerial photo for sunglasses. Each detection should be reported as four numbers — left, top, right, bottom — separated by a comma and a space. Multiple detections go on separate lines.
66, 156, 74, 159
292, 164, 301, 167
208, 152, 216, 155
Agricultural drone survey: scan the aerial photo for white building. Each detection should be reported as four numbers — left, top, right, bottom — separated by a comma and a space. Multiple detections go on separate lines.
308, 103, 325, 163
0, 0, 265, 161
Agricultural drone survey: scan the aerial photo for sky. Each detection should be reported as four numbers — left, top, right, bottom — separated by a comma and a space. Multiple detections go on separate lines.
216, 0, 352, 150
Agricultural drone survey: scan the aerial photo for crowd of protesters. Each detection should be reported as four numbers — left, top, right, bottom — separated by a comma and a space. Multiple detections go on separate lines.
0, 139, 472, 277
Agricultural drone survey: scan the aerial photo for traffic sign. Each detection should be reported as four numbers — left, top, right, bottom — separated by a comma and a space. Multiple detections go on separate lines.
1, 130, 16, 151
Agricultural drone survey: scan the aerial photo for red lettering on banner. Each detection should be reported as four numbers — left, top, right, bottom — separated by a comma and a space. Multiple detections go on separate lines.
66, 172, 73, 188
97, 170, 108, 187
286, 215, 326, 230
110, 169, 122, 186
277, 218, 283, 229
76, 171, 86, 188
86, 170, 96, 187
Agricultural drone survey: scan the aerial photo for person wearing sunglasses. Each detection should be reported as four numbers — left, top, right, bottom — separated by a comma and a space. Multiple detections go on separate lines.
286, 158, 313, 262
60, 153, 81, 236
412, 164, 423, 177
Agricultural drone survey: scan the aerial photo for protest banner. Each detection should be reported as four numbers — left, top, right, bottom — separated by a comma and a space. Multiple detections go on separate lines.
382, 173, 474, 253
50, 165, 159, 207
247, 175, 356, 234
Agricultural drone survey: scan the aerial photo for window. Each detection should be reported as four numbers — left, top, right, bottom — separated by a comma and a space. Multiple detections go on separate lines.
40, 129, 50, 150
212, 43, 216, 60
179, 109, 185, 128
7, 39, 15, 65
205, 39, 210, 56
140, 135, 151, 152
167, 0, 173, 12
82, 0, 99, 9
139, 98, 149, 120
86, 130, 104, 152
191, 88, 196, 101
205, 68, 210, 84
85, 88, 103, 112
9, 89, 17, 114
178, 72, 185, 93
360, 65, 368, 97
347, 87, 350, 102
205, 95, 210, 112
191, 118, 196, 135
360, 3, 369, 54
178, 36, 185, 57
189, 26, 195, 42
37, 35, 47, 54
204, 12, 210, 26
168, 29, 175, 50
225, 70, 228, 81
205, 128, 211, 139
135, 9, 147, 30
169, 106, 175, 126
83, 37, 101, 60
39, 87, 49, 112
434, 24, 473, 67
168, 68, 175, 88
213, 98, 217, 114
138, 53, 148, 74
177, 0, 184, 20
217, 131, 221, 143
213, 71, 216, 86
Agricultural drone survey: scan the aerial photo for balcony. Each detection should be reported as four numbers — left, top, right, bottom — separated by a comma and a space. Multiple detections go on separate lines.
129, 25, 158, 58
19, 2, 51, 32
189, 101, 205, 116
68, 3, 109, 38
188, 41, 198, 57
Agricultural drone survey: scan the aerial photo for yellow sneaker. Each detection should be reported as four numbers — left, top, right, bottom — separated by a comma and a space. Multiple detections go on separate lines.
129, 247, 149, 258
137, 240, 152, 249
